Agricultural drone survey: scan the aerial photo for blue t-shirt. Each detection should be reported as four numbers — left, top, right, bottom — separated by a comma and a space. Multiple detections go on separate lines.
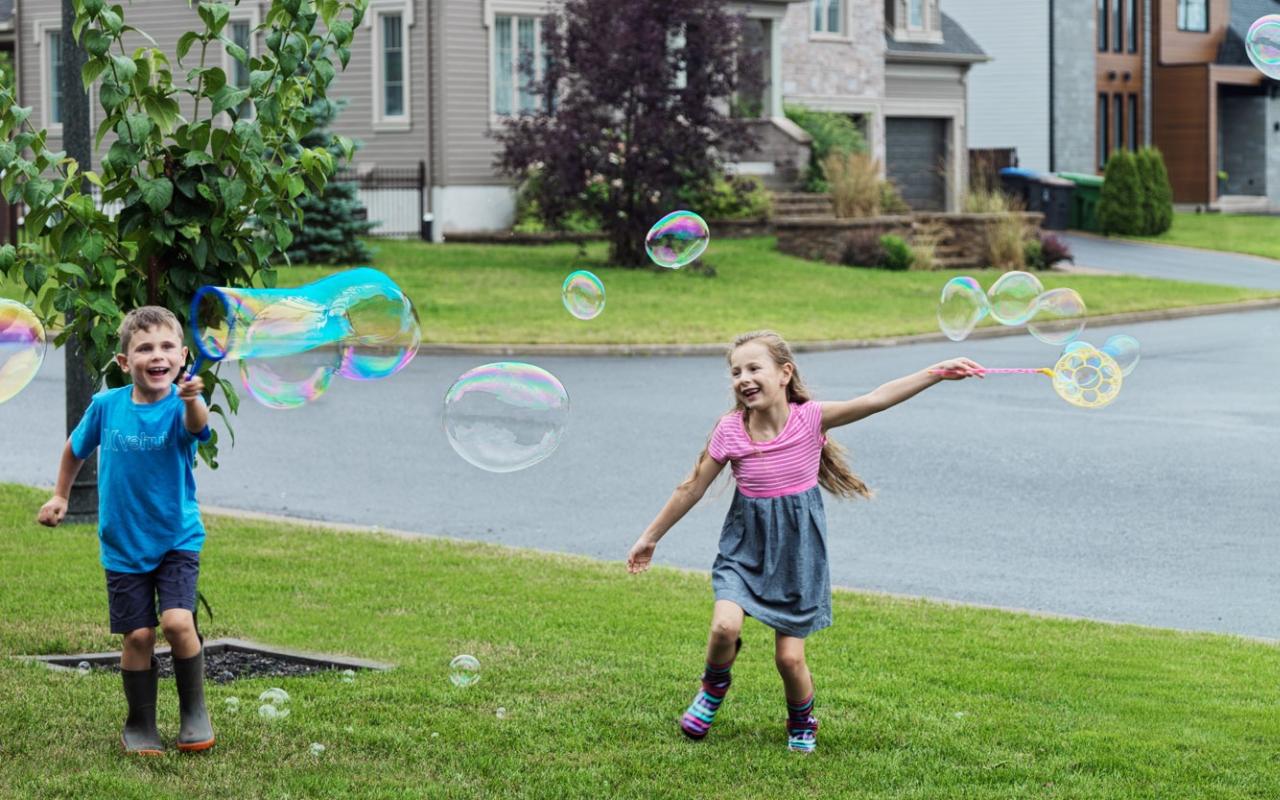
70, 385, 211, 573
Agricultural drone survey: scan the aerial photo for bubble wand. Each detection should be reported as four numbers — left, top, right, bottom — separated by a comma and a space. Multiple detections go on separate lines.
930, 347, 1123, 409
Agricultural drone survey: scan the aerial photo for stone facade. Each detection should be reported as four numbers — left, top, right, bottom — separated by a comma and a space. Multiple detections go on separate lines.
1220, 94, 1268, 197
1052, 0, 1098, 174
774, 212, 1044, 268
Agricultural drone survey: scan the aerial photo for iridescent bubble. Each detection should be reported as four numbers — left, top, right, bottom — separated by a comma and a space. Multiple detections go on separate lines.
1247, 15, 1280, 79
340, 669, 356, 683
443, 362, 570, 473
645, 211, 710, 268
987, 271, 1045, 326
309, 742, 326, 757
1027, 288, 1087, 345
337, 293, 421, 381
937, 276, 989, 341
495, 707, 507, 719
449, 654, 481, 687
562, 270, 606, 320
225, 696, 241, 714
1100, 334, 1140, 376
76, 661, 91, 675
239, 348, 340, 410
258, 687, 291, 720
0, 299, 47, 405
1063, 340, 1094, 355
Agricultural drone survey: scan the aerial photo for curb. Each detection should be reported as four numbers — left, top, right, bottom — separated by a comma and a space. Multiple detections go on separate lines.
201, 505, 1280, 647
417, 298, 1280, 357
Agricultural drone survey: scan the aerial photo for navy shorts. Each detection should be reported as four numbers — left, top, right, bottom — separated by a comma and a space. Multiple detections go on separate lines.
105, 550, 201, 634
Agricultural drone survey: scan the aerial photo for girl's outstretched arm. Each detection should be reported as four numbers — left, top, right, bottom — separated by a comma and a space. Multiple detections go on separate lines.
627, 447, 727, 574
820, 358, 983, 430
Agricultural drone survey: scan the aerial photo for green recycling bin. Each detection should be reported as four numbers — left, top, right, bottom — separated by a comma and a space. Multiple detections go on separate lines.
1056, 172, 1104, 232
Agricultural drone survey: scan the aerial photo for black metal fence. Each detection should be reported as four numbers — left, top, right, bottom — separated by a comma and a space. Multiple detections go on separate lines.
332, 161, 428, 240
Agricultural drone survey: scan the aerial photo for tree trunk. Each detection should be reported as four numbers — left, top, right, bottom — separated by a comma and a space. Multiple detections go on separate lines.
608, 222, 649, 267
61, 0, 98, 524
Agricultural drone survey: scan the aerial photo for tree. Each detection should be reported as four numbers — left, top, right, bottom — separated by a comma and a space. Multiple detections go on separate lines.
1136, 146, 1174, 235
0, 0, 368, 468
1097, 149, 1144, 236
494, 0, 759, 266
285, 98, 377, 265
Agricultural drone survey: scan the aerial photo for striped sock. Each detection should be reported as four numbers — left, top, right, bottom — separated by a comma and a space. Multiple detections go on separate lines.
680, 638, 741, 740
786, 693, 818, 753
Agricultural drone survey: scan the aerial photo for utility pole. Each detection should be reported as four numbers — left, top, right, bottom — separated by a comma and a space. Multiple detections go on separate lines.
60, 0, 98, 524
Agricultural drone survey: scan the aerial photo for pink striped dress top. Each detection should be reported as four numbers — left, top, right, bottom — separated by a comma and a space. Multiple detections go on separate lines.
708, 401, 826, 498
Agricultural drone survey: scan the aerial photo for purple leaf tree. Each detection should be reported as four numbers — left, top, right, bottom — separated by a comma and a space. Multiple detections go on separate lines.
494, 0, 760, 266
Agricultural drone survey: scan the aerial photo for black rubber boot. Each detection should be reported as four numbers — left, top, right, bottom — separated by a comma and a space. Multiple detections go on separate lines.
173, 649, 215, 752
121, 659, 165, 756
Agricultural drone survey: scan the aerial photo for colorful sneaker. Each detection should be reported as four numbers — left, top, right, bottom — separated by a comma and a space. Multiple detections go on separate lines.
787, 714, 819, 753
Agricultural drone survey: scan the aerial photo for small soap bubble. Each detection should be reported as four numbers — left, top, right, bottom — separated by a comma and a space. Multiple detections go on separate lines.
431, 731, 440, 738
449, 654, 481, 687
1100, 334, 1140, 376
1027, 288, 1087, 345
987, 271, 1044, 326
443, 362, 570, 473
1247, 15, 1280, 79
645, 211, 710, 268
562, 271, 606, 320
309, 742, 326, 757
936, 276, 989, 341
225, 696, 241, 714
496, 707, 507, 719
258, 687, 291, 720
341, 669, 356, 683
76, 661, 91, 675
0, 299, 47, 405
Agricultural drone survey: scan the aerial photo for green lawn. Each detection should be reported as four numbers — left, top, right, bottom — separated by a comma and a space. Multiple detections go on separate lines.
0, 482, 1276, 799
3, 237, 1273, 346
1127, 212, 1280, 261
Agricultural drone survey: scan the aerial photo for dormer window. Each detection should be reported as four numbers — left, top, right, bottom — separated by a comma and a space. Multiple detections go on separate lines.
890, 0, 941, 43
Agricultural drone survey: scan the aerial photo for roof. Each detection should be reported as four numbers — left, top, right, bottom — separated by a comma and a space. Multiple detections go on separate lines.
1217, 0, 1280, 68
884, 12, 989, 63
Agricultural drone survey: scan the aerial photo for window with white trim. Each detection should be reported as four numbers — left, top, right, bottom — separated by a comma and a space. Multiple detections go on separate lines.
1177, 0, 1207, 32
47, 29, 64, 126
492, 14, 545, 117
227, 18, 254, 119
811, 0, 843, 35
380, 12, 406, 118
908, 0, 925, 29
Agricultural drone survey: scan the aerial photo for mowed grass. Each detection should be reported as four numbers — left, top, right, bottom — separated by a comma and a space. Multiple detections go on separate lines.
3, 237, 1272, 345
0, 483, 1276, 799
1126, 212, 1280, 261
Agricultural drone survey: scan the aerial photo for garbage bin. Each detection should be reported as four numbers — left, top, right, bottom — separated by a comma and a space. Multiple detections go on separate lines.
1056, 172, 1105, 232
1034, 176, 1075, 230
999, 167, 1041, 210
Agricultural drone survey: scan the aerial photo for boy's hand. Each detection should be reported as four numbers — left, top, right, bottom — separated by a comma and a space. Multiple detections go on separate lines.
930, 358, 985, 380
627, 537, 656, 574
38, 496, 68, 527
178, 374, 204, 402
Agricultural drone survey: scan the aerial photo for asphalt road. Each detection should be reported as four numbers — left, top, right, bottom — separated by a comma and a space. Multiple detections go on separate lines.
1062, 232, 1280, 290
4, 308, 1278, 640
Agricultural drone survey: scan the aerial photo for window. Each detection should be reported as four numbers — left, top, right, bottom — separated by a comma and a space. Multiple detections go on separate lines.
228, 19, 254, 119
382, 14, 405, 117
1177, 0, 1207, 32
364, 0, 413, 127
1097, 0, 1108, 51
1098, 93, 1109, 169
1113, 0, 1123, 50
1114, 93, 1124, 151
811, 0, 842, 35
1127, 0, 1138, 52
908, 0, 925, 29
493, 14, 545, 117
1128, 94, 1138, 148
48, 30, 63, 125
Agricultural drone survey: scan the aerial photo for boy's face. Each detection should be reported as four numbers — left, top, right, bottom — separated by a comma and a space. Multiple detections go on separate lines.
116, 324, 188, 393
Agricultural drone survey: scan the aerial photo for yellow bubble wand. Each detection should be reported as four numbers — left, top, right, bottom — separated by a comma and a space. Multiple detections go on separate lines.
930, 346, 1123, 409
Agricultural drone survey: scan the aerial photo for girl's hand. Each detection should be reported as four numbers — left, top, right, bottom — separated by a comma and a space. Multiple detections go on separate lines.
930, 358, 984, 380
627, 538, 656, 574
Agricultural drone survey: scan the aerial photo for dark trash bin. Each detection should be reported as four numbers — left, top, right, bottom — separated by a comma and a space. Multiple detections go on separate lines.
1034, 176, 1075, 230
999, 167, 1041, 210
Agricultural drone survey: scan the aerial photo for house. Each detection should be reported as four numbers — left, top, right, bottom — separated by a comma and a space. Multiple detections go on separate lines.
779, 0, 988, 212
945, 0, 1102, 175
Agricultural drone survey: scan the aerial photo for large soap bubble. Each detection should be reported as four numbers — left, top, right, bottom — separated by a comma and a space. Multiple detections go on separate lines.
937, 276, 989, 341
1247, 15, 1280, 79
192, 268, 420, 409
0, 299, 47, 404
443, 362, 570, 472
987, 271, 1044, 326
562, 270, 605, 320
1027, 288, 1087, 345
1100, 334, 1140, 376
645, 211, 710, 268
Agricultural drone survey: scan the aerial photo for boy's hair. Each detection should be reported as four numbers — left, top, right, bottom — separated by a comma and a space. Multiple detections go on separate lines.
118, 306, 184, 353
683, 330, 872, 500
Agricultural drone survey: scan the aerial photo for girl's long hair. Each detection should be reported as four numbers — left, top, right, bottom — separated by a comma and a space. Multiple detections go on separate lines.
682, 330, 872, 500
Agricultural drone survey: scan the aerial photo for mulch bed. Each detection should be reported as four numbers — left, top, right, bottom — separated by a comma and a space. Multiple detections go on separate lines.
82, 651, 344, 683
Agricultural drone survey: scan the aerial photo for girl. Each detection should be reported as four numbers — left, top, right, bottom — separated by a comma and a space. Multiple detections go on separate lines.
626, 330, 982, 753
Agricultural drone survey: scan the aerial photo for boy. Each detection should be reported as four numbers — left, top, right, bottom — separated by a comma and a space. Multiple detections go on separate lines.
38, 306, 215, 755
